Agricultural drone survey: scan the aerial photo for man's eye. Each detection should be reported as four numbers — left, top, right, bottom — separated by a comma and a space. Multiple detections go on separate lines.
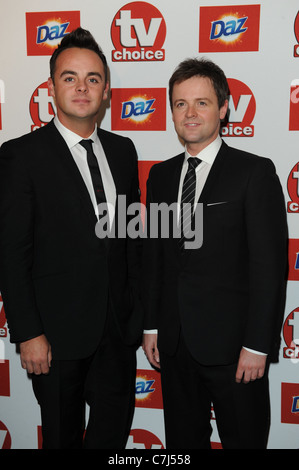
64, 77, 74, 82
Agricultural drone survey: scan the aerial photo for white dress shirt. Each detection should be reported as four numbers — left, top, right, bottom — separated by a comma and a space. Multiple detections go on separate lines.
54, 116, 116, 228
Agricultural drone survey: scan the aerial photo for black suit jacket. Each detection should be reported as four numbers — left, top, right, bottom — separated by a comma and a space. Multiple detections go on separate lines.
0, 120, 143, 359
142, 141, 288, 365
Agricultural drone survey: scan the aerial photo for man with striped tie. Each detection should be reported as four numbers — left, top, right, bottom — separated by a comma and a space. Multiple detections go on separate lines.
142, 58, 287, 449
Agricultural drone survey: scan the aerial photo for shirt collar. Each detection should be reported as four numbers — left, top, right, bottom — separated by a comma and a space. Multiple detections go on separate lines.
185, 135, 222, 165
53, 116, 98, 149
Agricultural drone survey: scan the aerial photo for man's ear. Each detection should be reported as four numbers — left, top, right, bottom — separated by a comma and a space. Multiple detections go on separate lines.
47, 77, 55, 98
220, 99, 228, 120
103, 81, 109, 100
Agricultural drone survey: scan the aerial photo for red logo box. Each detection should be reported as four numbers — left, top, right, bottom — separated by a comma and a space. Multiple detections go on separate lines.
0, 361, 10, 397
111, 88, 166, 131
289, 79, 299, 130
135, 369, 163, 409
281, 383, 299, 424
199, 5, 260, 52
26, 11, 80, 56
288, 239, 299, 280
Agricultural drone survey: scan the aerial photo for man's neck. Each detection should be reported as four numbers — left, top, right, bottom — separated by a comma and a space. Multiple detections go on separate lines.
56, 113, 98, 139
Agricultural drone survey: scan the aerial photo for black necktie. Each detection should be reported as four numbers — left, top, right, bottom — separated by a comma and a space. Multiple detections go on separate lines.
79, 139, 106, 205
179, 157, 201, 250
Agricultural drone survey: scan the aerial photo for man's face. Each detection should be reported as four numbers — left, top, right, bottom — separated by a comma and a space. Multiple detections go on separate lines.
48, 47, 109, 132
171, 76, 228, 155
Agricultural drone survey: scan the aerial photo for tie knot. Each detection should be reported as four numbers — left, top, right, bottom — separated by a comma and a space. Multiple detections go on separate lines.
79, 139, 93, 152
187, 157, 201, 170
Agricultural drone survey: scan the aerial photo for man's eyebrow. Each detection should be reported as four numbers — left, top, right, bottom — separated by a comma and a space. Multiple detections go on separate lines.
60, 70, 77, 78
59, 70, 103, 80
173, 97, 212, 104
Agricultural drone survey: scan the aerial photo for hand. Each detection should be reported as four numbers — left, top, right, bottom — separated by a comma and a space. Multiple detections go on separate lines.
235, 348, 267, 384
20, 334, 52, 375
142, 333, 160, 369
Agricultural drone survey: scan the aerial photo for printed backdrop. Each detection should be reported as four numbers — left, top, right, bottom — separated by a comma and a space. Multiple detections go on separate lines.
0, 0, 299, 449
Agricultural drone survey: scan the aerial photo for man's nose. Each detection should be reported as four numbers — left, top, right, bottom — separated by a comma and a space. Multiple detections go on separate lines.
76, 80, 87, 93
185, 104, 197, 117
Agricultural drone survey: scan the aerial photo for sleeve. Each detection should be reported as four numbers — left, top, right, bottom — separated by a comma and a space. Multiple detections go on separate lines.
0, 141, 43, 343
243, 157, 288, 356
141, 167, 163, 330
125, 138, 143, 292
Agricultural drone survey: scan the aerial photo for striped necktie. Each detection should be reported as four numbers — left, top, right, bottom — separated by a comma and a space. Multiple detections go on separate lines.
179, 157, 201, 250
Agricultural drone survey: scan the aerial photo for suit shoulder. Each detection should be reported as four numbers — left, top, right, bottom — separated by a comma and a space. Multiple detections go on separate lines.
0, 122, 54, 154
149, 153, 184, 177
223, 142, 275, 171
97, 127, 132, 145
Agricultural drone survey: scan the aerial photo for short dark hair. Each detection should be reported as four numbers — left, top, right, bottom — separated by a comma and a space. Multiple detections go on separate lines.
169, 57, 229, 110
50, 27, 108, 83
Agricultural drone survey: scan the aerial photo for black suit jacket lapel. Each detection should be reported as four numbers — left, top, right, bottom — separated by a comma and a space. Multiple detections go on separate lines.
169, 153, 185, 257
179, 141, 227, 260
44, 120, 97, 224
198, 141, 227, 204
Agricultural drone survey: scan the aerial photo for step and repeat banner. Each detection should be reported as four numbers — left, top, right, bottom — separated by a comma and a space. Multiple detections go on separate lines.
0, 0, 299, 449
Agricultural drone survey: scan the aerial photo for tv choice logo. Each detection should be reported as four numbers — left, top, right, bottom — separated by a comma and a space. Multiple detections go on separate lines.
281, 383, 299, 424
111, 2, 166, 62
30, 82, 56, 131
126, 429, 164, 449
289, 79, 299, 131
111, 88, 166, 131
294, 11, 299, 57
26, 11, 80, 56
199, 5, 260, 53
287, 162, 299, 213
135, 369, 163, 409
283, 307, 299, 361
0, 421, 11, 449
0, 294, 7, 338
221, 78, 256, 137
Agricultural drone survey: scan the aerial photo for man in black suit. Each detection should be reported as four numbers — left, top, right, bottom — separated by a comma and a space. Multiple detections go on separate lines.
0, 28, 142, 449
142, 58, 287, 448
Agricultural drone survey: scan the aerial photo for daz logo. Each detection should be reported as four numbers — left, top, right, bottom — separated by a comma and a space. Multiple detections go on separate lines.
288, 239, 299, 280
281, 383, 299, 424
26, 11, 80, 56
111, 88, 166, 130
111, 2, 166, 62
287, 162, 299, 213
135, 369, 163, 409
30, 82, 56, 131
199, 5, 260, 52
289, 79, 299, 131
221, 78, 256, 137
294, 12, 299, 57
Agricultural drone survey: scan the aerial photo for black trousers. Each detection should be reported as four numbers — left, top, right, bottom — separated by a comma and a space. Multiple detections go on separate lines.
32, 313, 136, 449
160, 333, 270, 449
